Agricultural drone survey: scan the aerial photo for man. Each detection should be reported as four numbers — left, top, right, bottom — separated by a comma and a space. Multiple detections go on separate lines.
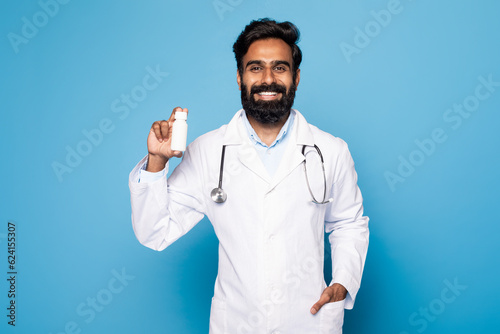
129, 18, 369, 333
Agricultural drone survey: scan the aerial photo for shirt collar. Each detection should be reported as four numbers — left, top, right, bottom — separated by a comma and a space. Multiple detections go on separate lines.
241, 110, 295, 148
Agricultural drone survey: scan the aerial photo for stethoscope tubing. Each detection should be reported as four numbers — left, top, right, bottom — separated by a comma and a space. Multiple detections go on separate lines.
212, 144, 332, 204
218, 145, 227, 190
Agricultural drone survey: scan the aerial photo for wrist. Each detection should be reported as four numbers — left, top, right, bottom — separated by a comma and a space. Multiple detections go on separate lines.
146, 153, 168, 172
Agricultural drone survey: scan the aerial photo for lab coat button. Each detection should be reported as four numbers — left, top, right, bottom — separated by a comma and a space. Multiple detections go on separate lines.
269, 235, 275, 241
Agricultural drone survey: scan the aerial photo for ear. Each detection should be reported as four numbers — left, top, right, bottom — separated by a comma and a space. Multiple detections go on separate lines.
237, 70, 242, 91
294, 69, 301, 90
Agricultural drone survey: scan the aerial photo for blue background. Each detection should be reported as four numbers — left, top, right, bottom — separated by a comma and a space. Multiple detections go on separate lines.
1, 0, 499, 333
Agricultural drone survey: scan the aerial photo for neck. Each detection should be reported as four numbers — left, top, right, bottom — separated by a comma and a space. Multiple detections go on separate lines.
247, 111, 290, 146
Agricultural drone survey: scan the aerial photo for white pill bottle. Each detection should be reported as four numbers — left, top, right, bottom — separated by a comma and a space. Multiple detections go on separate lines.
170, 111, 188, 151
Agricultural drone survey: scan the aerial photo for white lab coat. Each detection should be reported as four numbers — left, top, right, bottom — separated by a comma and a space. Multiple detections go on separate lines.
129, 109, 369, 334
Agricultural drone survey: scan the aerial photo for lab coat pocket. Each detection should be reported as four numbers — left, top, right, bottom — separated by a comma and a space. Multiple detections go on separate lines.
209, 297, 227, 334
319, 299, 345, 334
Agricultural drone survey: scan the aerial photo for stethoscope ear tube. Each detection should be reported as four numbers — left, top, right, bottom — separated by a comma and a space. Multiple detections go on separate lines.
301, 144, 324, 163
302, 144, 333, 205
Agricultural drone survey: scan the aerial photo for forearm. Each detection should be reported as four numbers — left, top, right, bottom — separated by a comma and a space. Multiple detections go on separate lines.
129, 153, 206, 251
129, 156, 172, 251
329, 215, 369, 308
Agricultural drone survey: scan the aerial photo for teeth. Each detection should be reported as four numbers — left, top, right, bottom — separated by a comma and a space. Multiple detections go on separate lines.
258, 91, 277, 96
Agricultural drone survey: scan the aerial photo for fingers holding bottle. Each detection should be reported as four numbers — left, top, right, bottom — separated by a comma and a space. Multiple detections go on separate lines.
146, 107, 188, 172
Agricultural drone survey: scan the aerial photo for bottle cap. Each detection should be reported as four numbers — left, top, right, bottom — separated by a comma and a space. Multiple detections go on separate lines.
175, 111, 187, 120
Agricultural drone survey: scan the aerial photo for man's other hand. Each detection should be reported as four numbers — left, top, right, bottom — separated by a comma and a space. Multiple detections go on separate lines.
310, 283, 347, 315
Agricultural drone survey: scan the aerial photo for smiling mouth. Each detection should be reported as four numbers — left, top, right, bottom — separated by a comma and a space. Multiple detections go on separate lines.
255, 91, 281, 100
258, 91, 277, 96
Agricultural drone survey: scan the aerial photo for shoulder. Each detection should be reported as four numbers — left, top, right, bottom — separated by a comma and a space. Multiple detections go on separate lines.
308, 123, 348, 152
187, 109, 243, 152
294, 109, 348, 152
297, 113, 350, 160
185, 124, 227, 158
303, 122, 356, 179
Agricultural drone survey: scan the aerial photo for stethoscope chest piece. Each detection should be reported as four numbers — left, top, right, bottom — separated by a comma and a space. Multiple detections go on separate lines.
211, 187, 227, 203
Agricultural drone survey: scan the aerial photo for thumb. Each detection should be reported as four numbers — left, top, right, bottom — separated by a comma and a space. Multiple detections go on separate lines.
310, 292, 331, 315
171, 150, 183, 158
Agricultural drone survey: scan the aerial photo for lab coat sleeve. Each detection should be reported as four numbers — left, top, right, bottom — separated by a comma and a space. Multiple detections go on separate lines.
129, 146, 207, 251
324, 140, 369, 310
138, 165, 166, 183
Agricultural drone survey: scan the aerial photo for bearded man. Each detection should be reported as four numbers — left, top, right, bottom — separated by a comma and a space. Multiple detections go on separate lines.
129, 18, 369, 334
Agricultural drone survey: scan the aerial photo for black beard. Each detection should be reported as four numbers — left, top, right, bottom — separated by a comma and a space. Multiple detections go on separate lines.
240, 81, 296, 124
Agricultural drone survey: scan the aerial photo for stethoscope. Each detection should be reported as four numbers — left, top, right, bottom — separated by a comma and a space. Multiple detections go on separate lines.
210, 144, 333, 204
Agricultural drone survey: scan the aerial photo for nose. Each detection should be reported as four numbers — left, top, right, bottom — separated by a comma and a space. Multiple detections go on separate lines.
261, 67, 275, 85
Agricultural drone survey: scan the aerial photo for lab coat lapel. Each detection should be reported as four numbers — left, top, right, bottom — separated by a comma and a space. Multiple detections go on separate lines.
223, 109, 271, 184
268, 110, 315, 191
268, 141, 304, 191
237, 142, 271, 184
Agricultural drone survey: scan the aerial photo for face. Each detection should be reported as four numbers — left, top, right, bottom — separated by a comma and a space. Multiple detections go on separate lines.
237, 38, 300, 124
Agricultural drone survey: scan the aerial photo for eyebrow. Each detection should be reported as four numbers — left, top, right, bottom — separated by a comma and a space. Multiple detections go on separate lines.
245, 60, 291, 69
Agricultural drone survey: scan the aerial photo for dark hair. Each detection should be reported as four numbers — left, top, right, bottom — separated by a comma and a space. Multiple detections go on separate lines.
233, 18, 302, 78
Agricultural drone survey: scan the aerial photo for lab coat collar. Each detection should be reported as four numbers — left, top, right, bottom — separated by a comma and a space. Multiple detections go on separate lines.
222, 108, 315, 186
292, 109, 315, 147
223, 109, 270, 183
222, 109, 246, 146
223, 109, 314, 191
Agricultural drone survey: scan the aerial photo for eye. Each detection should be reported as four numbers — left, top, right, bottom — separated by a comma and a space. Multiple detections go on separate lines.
274, 66, 287, 72
250, 66, 262, 72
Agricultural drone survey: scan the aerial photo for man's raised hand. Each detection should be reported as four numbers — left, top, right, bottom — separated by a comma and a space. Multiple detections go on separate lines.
146, 107, 188, 172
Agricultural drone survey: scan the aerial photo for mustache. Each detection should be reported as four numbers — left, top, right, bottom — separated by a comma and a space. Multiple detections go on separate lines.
250, 83, 287, 95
